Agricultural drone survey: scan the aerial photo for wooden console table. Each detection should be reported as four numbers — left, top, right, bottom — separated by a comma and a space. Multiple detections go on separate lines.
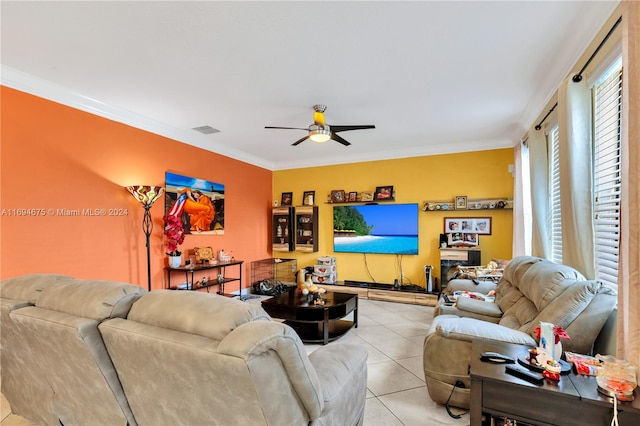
470, 339, 640, 425
165, 260, 244, 298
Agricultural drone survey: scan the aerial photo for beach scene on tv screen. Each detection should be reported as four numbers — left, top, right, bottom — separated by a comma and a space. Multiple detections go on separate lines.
333, 204, 419, 255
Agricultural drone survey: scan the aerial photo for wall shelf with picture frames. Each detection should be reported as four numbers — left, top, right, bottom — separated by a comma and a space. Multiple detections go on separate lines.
422, 197, 513, 212
326, 185, 395, 204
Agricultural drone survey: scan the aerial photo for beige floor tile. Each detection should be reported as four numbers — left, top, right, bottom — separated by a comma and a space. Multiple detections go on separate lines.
357, 341, 393, 364
375, 301, 423, 313
396, 310, 435, 322
367, 360, 425, 396
370, 336, 424, 360
395, 356, 425, 382
379, 386, 469, 426
357, 314, 384, 327
366, 311, 411, 325
384, 321, 432, 338
352, 324, 404, 343
406, 334, 428, 347
363, 398, 404, 426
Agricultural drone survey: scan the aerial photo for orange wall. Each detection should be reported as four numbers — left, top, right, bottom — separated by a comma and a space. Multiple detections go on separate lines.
0, 87, 272, 289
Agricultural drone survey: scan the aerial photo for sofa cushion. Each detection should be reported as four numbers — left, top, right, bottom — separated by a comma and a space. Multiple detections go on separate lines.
126, 290, 271, 341
433, 316, 536, 346
520, 280, 601, 336
455, 297, 502, 318
518, 261, 587, 312
499, 297, 538, 330
36, 279, 144, 320
0, 273, 70, 304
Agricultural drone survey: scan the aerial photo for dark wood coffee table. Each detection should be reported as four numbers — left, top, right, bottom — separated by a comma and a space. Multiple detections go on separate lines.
261, 290, 358, 345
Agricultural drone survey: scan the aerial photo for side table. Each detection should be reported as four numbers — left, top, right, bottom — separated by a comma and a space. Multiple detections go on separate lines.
165, 260, 244, 298
470, 339, 640, 425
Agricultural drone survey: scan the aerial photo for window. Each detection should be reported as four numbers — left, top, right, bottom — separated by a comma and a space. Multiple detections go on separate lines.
592, 60, 622, 288
549, 126, 562, 264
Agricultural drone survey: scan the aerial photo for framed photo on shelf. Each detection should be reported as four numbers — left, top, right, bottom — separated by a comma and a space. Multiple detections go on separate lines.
361, 191, 374, 202
302, 191, 315, 206
447, 232, 479, 246
330, 190, 346, 203
444, 217, 492, 235
281, 192, 293, 206
455, 196, 468, 210
348, 191, 358, 202
374, 185, 393, 200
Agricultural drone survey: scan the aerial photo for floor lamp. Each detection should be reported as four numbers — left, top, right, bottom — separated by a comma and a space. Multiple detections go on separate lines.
126, 185, 164, 291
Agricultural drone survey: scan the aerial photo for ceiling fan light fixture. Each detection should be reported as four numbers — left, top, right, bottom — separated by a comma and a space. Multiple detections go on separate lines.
309, 125, 331, 143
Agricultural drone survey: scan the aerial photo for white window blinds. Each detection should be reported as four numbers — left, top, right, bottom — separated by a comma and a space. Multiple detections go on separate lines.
549, 126, 562, 264
593, 64, 622, 288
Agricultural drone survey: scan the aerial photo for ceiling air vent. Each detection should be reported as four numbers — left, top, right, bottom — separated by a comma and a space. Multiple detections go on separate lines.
192, 125, 220, 135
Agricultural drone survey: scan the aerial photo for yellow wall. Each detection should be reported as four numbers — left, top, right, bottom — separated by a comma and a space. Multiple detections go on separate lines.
273, 149, 514, 287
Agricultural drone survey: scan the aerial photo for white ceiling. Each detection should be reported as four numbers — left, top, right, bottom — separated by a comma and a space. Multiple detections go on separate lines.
1, 1, 619, 171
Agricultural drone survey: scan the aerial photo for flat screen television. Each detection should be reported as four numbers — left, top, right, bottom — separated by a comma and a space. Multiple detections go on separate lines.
333, 203, 419, 255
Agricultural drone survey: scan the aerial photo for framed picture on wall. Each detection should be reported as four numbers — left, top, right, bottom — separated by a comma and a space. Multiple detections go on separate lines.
444, 218, 461, 233
303, 191, 315, 206
444, 217, 492, 235
348, 191, 358, 202
473, 218, 491, 235
165, 171, 224, 235
281, 192, 293, 206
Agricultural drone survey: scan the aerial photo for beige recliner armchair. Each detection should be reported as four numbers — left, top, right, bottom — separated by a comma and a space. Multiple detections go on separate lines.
423, 256, 617, 409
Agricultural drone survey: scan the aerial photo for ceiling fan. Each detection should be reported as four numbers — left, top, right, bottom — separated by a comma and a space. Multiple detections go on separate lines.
265, 104, 375, 146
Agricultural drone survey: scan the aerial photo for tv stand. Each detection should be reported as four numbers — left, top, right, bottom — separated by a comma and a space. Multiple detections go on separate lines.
321, 281, 437, 306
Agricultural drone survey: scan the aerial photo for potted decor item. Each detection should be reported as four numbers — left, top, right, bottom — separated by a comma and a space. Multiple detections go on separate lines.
533, 322, 570, 362
164, 214, 185, 268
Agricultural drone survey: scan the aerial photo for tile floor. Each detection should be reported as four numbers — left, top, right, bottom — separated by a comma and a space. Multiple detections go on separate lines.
0, 298, 469, 426
322, 298, 469, 426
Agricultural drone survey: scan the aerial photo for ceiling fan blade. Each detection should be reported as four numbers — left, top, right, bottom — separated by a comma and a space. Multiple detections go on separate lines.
331, 133, 351, 146
291, 135, 309, 146
330, 125, 376, 133
265, 126, 308, 131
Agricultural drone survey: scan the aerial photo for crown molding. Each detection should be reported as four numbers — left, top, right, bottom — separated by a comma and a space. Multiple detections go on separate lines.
1, 65, 274, 170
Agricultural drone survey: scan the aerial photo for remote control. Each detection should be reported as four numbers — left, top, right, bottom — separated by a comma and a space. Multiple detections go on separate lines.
480, 352, 515, 364
505, 364, 544, 385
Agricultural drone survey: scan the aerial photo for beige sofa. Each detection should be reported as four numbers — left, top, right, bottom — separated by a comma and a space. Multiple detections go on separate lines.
1, 274, 368, 426
423, 256, 617, 409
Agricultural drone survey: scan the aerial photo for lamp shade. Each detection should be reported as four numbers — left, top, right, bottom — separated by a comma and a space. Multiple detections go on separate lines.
309, 127, 331, 143
126, 185, 164, 207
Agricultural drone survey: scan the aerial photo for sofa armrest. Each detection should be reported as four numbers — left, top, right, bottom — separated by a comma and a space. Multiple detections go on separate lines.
444, 279, 497, 295
455, 297, 502, 318
218, 320, 324, 419
434, 316, 537, 346
308, 343, 368, 425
